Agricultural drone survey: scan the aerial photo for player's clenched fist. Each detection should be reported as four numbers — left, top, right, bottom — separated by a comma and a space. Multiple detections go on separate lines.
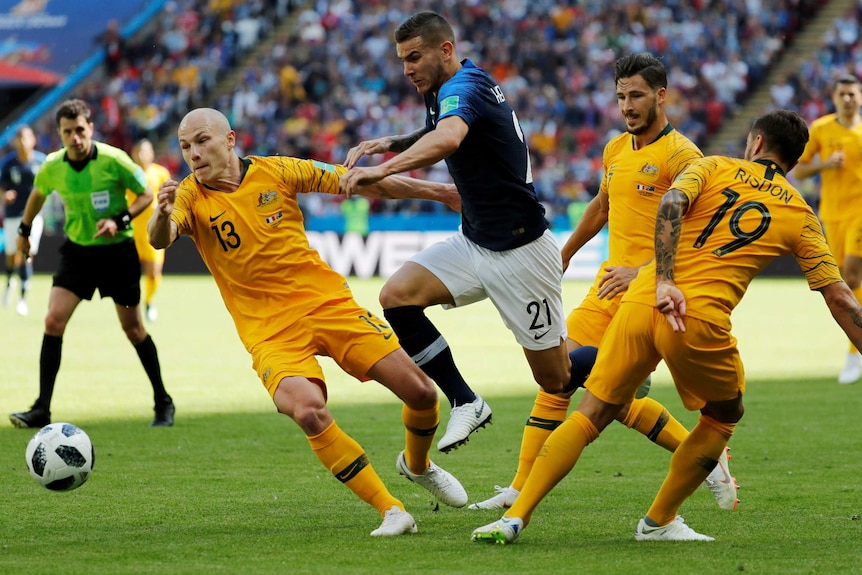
157, 179, 179, 215
149, 179, 179, 249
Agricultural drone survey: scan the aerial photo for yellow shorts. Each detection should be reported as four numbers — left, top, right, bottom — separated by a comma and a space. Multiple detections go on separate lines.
565, 288, 621, 347
822, 217, 862, 264
586, 302, 745, 411
250, 300, 401, 398
133, 224, 165, 265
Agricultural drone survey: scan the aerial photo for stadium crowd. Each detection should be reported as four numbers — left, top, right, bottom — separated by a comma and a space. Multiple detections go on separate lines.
202, 0, 823, 220
3, 0, 854, 232
768, 0, 862, 120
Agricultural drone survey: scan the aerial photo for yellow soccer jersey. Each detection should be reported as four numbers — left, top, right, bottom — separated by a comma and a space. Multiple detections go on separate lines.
798, 114, 862, 223
595, 125, 702, 291
128, 163, 171, 244
625, 156, 843, 329
170, 156, 354, 351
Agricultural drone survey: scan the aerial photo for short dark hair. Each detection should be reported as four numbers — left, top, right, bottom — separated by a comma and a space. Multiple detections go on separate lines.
750, 110, 809, 167
832, 74, 861, 93
395, 11, 454, 46
55, 99, 92, 127
614, 53, 667, 91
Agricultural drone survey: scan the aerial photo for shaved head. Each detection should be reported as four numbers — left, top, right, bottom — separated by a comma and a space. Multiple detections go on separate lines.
178, 107, 231, 138
177, 107, 239, 189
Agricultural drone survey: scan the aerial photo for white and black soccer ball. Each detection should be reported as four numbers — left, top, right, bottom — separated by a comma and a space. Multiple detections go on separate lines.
25, 423, 95, 491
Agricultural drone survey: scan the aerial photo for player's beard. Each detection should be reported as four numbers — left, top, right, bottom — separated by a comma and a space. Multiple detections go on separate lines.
626, 104, 659, 136
424, 60, 448, 94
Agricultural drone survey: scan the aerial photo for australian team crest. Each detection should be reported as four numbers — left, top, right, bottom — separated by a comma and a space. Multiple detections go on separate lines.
638, 162, 659, 177
256, 190, 278, 208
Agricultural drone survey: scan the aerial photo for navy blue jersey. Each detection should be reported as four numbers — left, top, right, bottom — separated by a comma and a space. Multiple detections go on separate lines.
425, 59, 547, 251
0, 150, 46, 218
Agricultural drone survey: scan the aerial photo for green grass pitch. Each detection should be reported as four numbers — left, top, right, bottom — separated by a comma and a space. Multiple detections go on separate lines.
1, 275, 860, 574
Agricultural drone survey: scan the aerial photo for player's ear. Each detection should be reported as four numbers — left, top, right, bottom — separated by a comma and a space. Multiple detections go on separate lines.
754, 134, 766, 156
440, 40, 454, 60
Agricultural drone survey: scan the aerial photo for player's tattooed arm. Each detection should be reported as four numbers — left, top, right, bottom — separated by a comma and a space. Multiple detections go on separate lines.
821, 282, 862, 351
388, 127, 431, 153
655, 189, 690, 283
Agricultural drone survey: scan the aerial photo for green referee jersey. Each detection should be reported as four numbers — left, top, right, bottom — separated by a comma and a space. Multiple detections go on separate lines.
34, 141, 148, 246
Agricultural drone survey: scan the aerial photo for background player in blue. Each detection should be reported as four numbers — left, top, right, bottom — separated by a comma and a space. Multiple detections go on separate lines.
341, 12, 595, 453
1, 125, 46, 315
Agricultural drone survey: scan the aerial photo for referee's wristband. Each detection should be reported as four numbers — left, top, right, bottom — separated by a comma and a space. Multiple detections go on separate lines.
112, 210, 132, 230
17, 222, 31, 238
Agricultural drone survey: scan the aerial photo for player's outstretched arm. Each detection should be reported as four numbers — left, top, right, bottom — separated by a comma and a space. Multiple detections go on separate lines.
822, 282, 862, 351
340, 117, 467, 197
344, 127, 430, 169
362, 176, 461, 213
148, 179, 179, 249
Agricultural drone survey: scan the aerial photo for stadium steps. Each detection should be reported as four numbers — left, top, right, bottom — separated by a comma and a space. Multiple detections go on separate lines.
150, 7, 298, 157
705, 0, 858, 155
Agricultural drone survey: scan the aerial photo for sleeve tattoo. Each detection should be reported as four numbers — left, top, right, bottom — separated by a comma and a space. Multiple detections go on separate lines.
388, 127, 430, 153
655, 189, 689, 282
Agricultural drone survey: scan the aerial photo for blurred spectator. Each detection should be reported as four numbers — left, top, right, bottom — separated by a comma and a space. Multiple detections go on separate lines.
99, 19, 126, 77
2, 0, 837, 231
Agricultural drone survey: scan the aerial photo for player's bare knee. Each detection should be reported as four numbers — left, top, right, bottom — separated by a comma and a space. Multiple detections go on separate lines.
123, 325, 147, 343
702, 397, 745, 424
615, 402, 631, 422
43, 313, 68, 335
286, 403, 330, 435
379, 279, 412, 308
406, 375, 438, 409
386, 368, 437, 409
535, 376, 567, 395
532, 364, 570, 395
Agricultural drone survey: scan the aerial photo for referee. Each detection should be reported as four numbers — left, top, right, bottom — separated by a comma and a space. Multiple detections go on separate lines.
10, 99, 175, 428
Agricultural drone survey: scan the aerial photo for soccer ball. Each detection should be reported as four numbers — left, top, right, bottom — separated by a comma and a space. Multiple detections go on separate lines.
25, 422, 95, 491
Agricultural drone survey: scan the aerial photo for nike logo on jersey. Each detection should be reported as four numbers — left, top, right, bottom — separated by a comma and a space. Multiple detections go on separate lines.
533, 329, 551, 340
209, 211, 226, 222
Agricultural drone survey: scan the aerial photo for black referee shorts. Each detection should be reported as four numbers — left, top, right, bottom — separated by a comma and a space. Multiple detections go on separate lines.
53, 239, 142, 307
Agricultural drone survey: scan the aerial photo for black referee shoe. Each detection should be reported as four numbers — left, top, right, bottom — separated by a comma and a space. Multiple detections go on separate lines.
151, 398, 175, 427
10, 405, 51, 429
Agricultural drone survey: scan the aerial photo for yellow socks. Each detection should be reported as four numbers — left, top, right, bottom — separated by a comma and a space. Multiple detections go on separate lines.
307, 421, 401, 515
646, 415, 735, 525
511, 390, 571, 491
144, 275, 161, 307
402, 403, 438, 473
508, 411, 598, 524
622, 397, 689, 452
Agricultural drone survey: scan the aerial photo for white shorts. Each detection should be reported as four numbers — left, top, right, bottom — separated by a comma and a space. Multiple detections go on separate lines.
410, 229, 566, 351
4, 214, 44, 257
